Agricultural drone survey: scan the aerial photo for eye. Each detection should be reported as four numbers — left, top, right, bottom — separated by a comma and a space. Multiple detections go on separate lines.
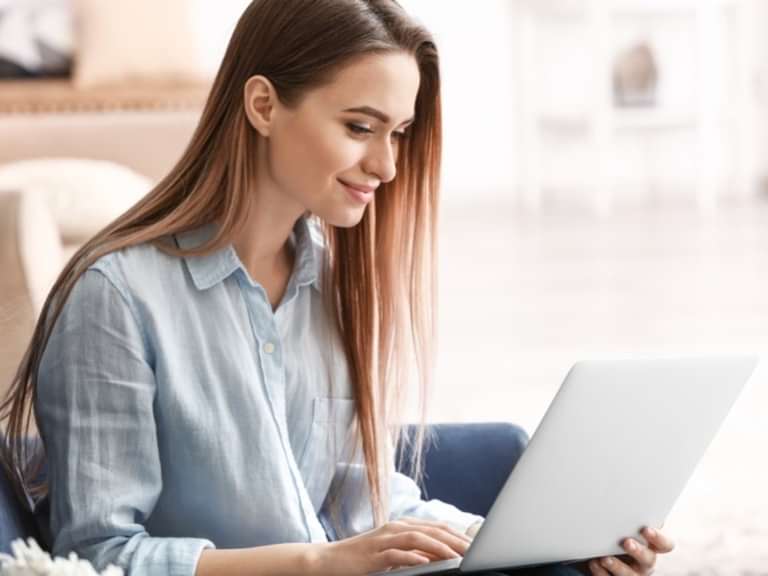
346, 122, 410, 141
347, 123, 373, 135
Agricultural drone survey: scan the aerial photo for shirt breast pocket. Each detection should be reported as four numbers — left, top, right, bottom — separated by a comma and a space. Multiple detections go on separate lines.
297, 397, 356, 508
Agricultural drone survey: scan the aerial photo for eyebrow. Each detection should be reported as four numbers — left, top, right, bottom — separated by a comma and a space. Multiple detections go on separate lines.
343, 106, 415, 127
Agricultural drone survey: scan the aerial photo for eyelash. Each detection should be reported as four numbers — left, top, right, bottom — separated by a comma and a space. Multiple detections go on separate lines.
347, 123, 409, 140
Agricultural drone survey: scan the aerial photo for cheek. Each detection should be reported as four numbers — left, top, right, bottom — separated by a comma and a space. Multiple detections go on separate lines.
272, 123, 359, 193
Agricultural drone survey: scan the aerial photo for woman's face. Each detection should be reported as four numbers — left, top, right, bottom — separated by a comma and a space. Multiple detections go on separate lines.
257, 52, 421, 228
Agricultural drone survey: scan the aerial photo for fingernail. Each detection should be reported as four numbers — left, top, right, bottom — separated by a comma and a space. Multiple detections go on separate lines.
626, 539, 636, 551
646, 527, 656, 537
602, 557, 613, 567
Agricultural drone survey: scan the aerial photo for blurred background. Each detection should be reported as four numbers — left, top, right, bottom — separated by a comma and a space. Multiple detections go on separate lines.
0, 0, 766, 573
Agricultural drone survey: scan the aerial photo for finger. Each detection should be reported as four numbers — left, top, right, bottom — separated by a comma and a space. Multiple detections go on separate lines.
621, 538, 655, 569
596, 556, 637, 576
641, 527, 675, 554
399, 547, 442, 563
413, 551, 440, 562
386, 531, 461, 561
390, 519, 470, 555
397, 517, 473, 543
417, 526, 469, 554
377, 548, 431, 570
588, 559, 612, 576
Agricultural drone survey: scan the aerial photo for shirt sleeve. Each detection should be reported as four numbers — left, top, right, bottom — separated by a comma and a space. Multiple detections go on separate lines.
387, 470, 484, 534
36, 267, 215, 576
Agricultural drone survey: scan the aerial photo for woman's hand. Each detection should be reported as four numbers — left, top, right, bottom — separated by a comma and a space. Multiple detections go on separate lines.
586, 527, 674, 576
311, 517, 472, 575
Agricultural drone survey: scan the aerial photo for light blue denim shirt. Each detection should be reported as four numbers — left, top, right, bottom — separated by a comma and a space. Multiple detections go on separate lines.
36, 216, 482, 576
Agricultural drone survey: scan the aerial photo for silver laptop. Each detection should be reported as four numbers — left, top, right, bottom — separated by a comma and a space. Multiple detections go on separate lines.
370, 355, 758, 575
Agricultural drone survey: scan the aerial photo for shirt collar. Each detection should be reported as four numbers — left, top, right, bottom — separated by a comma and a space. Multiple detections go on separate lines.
175, 217, 322, 293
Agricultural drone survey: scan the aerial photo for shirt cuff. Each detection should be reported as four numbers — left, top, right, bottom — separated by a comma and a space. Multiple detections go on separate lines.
104, 536, 217, 576
168, 538, 216, 576
465, 520, 483, 539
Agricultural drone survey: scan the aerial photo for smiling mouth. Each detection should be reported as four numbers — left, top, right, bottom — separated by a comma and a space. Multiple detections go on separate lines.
338, 179, 378, 194
339, 179, 375, 204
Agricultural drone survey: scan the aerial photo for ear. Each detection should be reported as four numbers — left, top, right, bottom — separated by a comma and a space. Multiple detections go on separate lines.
244, 75, 277, 137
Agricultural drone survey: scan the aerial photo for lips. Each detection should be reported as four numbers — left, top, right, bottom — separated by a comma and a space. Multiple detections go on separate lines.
339, 179, 376, 204
338, 179, 378, 194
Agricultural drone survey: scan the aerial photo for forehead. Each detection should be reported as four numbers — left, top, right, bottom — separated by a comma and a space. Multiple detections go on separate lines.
310, 52, 421, 122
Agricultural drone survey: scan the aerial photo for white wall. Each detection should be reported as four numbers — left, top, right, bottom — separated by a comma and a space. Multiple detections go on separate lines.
753, 0, 768, 193
193, 0, 250, 75
401, 0, 520, 203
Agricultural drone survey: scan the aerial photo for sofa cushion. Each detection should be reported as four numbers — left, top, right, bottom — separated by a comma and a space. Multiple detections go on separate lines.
0, 436, 47, 555
397, 422, 529, 517
0, 1, 73, 79
17, 188, 63, 315
0, 463, 42, 555
0, 158, 151, 244
74, 0, 206, 88
0, 191, 37, 392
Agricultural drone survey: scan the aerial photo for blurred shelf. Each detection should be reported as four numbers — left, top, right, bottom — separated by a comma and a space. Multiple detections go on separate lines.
538, 113, 592, 131
0, 79, 210, 115
537, 111, 697, 132
613, 111, 697, 131
520, 0, 588, 20
756, 69, 768, 108
611, 2, 698, 20
612, 0, 736, 15
522, 0, 703, 21
514, 0, 744, 214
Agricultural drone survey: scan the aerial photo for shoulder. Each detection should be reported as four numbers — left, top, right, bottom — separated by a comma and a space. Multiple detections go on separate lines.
45, 244, 174, 349
80, 239, 184, 308
90, 238, 177, 276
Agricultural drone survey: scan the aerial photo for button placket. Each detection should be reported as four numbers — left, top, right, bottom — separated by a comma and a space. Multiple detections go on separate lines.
241, 282, 325, 541
264, 337, 327, 541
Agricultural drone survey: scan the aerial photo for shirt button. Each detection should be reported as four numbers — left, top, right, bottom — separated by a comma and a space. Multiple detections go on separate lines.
263, 342, 275, 354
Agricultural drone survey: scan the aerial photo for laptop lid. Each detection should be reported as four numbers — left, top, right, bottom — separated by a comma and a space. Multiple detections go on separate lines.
460, 355, 758, 572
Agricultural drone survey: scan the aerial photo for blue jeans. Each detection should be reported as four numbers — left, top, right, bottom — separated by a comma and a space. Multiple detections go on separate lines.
480, 563, 586, 575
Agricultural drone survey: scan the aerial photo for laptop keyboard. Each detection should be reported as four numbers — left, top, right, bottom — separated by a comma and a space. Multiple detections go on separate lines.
368, 556, 463, 576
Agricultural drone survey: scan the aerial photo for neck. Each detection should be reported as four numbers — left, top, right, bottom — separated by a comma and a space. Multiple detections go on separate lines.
230, 184, 306, 282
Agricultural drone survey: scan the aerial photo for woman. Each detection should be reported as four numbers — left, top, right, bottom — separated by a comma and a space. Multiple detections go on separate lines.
0, 1, 674, 575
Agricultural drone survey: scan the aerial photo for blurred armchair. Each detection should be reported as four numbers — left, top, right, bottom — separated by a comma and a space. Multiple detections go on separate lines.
0, 158, 152, 390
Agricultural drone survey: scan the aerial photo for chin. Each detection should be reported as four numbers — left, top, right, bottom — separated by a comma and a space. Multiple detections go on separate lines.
318, 207, 368, 229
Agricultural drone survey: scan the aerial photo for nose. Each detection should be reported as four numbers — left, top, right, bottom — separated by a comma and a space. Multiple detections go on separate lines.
362, 138, 398, 184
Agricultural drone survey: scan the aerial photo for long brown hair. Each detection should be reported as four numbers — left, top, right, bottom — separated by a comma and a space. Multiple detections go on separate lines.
0, 0, 442, 530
